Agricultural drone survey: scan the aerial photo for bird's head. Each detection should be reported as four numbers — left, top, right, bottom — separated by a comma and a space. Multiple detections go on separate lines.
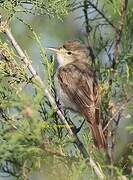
47, 40, 90, 66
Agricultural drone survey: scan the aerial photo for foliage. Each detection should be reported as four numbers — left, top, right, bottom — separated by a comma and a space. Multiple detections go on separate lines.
0, 0, 133, 180
0, 0, 69, 19
0, 40, 104, 179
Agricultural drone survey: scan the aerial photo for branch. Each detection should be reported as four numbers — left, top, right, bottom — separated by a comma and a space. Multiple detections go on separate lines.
83, 0, 95, 61
105, 0, 128, 164
103, 96, 132, 132
0, 19, 105, 179
83, 0, 92, 36
113, 0, 128, 66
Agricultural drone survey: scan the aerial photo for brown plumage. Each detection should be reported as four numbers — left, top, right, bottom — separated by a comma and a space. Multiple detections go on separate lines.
48, 40, 107, 149
57, 62, 106, 149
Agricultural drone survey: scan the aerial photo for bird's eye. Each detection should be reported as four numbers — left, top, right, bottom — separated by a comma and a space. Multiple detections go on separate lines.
67, 51, 72, 55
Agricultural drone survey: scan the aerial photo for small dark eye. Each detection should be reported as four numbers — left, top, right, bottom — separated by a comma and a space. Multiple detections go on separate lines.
67, 51, 72, 55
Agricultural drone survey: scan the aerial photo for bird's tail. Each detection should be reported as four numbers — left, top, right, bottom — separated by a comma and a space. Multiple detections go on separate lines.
90, 123, 106, 149
83, 108, 107, 149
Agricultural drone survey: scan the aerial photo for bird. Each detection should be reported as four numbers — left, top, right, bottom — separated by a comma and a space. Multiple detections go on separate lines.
48, 40, 106, 149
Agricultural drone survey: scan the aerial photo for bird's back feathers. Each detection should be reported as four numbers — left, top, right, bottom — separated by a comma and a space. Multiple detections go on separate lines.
56, 61, 106, 149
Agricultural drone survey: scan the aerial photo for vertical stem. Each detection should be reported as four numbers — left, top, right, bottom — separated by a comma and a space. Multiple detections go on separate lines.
83, 0, 92, 36
113, 0, 128, 67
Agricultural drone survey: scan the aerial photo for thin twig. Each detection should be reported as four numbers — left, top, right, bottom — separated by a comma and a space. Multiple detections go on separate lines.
87, 1, 117, 31
83, 0, 92, 36
0, 19, 105, 179
113, 0, 128, 66
105, 96, 132, 166
83, 0, 95, 61
103, 97, 132, 132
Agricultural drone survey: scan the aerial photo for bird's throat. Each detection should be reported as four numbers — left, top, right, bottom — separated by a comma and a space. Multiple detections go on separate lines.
57, 54, 64, 66
57, 54, 73, 67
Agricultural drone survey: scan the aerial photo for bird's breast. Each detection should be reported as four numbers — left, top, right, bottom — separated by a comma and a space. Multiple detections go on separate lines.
54, 71, 78, 112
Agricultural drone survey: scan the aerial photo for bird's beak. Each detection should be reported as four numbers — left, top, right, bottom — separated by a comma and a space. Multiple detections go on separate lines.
46, 47, 60, 53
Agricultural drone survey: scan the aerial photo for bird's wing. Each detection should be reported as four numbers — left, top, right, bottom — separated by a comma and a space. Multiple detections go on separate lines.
58, 62, 99, 125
